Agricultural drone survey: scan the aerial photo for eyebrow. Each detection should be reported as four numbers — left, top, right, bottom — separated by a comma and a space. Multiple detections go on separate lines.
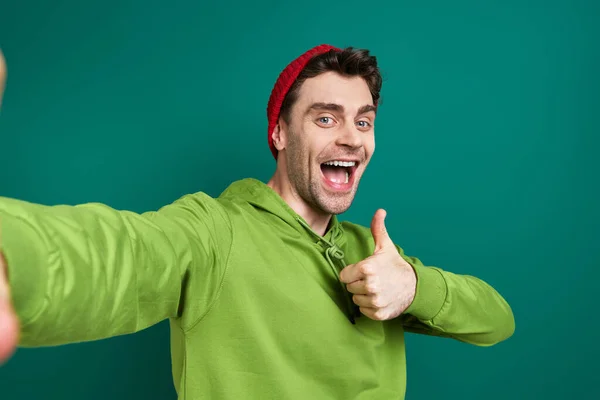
357, 104, 377, 115
307, 102, 377, 116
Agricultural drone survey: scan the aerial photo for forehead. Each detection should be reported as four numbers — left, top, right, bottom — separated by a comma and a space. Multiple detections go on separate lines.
296, 71, 373, 111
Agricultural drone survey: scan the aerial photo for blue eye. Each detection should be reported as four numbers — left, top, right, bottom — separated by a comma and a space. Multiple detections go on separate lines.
319, 117, 332, 124
357, 121, 371, 128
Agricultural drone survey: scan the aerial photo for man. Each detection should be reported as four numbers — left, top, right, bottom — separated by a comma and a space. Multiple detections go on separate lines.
0, 45, 515, 399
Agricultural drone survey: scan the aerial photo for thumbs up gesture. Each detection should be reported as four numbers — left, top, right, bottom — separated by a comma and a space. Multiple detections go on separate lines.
339, 209, 417, 321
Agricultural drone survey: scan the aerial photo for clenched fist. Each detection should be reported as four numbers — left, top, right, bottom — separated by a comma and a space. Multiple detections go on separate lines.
340, 209, 417, 321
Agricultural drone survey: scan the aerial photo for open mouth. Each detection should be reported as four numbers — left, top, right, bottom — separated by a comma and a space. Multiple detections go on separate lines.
320, 160, 359, 189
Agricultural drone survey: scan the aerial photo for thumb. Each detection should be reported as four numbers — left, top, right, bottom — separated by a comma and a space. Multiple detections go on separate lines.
371, 209, 394, 253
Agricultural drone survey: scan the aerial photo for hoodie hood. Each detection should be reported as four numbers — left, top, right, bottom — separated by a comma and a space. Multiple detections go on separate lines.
218, 178, 359, 323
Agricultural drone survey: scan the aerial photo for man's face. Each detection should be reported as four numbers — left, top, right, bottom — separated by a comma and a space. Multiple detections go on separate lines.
281, 71, 376, 215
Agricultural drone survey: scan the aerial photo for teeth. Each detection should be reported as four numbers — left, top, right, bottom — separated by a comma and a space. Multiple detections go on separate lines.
324, 160, 356, 167
345, 171, 349, 184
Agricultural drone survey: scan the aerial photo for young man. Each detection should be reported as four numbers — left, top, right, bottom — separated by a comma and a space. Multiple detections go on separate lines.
0, 45, 515, 399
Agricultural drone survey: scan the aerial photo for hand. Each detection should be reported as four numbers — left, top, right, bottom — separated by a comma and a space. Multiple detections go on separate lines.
0, 49, 6, 106
339, 209, 417, 321
0, 51, 19, 364
0, 221, 20, 365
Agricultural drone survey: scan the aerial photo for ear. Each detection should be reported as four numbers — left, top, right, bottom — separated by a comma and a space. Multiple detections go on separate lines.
272, 119, 288, 152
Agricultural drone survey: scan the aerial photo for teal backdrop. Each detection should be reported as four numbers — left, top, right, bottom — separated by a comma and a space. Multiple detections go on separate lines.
0, 0, 598, 399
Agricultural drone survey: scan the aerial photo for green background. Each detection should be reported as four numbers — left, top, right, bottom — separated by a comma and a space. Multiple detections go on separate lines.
0, 0, 598, 399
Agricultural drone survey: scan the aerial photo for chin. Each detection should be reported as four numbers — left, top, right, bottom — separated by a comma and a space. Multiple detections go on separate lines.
322, 202, 352, 215
314, 186, 358, 215
304, 163, 366, 215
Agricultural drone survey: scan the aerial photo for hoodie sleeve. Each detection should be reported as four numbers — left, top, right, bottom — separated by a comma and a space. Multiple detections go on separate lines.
396, 245, 515, 347
0, 192, 231, 347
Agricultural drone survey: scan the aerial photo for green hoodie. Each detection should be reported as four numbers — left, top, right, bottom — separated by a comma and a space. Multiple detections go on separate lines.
0, 178, 514, 399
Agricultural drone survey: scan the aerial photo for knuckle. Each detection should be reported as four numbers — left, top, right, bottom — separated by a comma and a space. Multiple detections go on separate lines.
374, 309, 387, 320
359, 262, 372, 275
372, 295, 385, 308
365, 277, 380, 293
365, 282, 377, 293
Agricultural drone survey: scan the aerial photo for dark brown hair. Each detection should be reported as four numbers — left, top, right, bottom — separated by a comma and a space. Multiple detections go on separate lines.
279, 47, 383, 124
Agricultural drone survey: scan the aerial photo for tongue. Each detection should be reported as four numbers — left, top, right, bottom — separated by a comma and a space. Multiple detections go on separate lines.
321, 165, 347, 183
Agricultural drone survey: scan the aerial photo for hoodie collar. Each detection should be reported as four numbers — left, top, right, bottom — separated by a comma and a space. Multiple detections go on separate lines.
219, 178, 346, 247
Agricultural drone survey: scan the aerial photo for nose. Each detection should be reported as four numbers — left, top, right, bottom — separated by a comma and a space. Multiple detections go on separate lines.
335, 123, 362, 149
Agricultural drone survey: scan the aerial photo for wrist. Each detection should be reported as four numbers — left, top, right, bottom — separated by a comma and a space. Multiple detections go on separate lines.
402, 263, 447, 320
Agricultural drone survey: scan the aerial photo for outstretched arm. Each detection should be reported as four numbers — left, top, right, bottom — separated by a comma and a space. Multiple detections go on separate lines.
397, 245, 515, 346
0, 192, 231, 352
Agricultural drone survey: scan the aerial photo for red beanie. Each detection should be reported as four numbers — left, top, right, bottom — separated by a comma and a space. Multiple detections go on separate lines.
266, 44, 342, 159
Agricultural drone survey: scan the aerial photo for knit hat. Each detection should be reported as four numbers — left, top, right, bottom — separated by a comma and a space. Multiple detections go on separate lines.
266, 44, 342, 159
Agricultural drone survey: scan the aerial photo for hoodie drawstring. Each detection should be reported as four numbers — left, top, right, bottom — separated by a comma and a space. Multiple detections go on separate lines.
297, 217, 359, 324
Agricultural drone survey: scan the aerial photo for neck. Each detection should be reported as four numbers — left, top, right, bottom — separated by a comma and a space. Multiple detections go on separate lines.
267, 168, 332, 237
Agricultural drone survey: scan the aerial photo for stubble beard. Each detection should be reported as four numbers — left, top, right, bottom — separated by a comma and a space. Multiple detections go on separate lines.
287, 130, 357, 216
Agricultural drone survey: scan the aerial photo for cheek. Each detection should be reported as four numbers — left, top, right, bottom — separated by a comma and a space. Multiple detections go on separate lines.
287, 135, 313, 169
300, 131, 327, 159
364, 134, 375, 154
